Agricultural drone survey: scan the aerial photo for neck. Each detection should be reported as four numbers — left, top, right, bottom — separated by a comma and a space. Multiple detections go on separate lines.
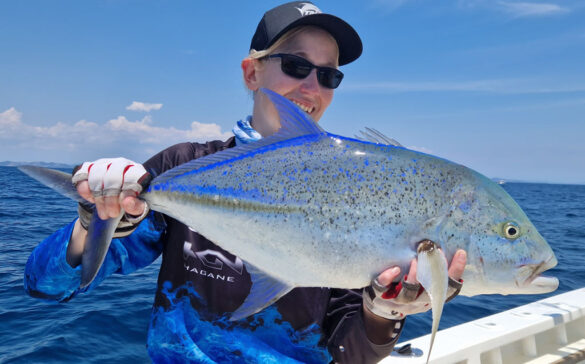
251, 91, 281, 137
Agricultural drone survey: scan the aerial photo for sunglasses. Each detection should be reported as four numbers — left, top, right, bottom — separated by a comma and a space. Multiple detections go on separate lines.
265, 53, 344, 89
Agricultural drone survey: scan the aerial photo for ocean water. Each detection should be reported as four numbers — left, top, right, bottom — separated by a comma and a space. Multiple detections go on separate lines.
0, 165, 584, 363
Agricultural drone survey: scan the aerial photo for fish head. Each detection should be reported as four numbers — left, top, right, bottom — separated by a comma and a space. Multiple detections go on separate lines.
443, 171, 558, 297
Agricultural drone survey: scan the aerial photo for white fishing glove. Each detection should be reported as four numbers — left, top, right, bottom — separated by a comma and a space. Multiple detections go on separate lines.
363, 273, 462, 320
72, 157, 151, 237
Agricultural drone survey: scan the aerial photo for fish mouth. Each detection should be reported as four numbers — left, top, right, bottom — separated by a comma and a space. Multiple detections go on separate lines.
515, 255, 559, 294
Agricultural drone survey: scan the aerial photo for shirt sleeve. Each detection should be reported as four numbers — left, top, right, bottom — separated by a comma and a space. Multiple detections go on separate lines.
323, 288, 405, 364
24, 211, 166, 302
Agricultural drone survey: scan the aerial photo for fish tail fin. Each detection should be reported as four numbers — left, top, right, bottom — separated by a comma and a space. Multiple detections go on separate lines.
18, 165, 86, 203
18, 165, 120, 288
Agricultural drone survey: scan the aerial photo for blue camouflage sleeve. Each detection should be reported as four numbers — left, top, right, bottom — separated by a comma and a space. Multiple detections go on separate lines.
24, 211, 165, 302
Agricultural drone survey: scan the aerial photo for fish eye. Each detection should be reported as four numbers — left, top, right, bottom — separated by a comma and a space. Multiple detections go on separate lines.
502, 222, 521, 240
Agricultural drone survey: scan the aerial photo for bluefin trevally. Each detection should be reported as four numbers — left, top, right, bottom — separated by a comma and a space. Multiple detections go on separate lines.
20, 88, 558, 362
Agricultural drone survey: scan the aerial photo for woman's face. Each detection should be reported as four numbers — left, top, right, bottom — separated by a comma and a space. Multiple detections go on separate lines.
247, 27, 339, 136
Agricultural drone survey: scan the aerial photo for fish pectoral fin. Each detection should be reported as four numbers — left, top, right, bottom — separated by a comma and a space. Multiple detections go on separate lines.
229, 262, 293, 321
416, 241, 449, 364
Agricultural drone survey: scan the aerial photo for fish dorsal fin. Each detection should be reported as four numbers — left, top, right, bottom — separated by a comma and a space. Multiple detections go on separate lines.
230, 261, 293, 321
355, 127, 403, 147
152, 88, 325, 184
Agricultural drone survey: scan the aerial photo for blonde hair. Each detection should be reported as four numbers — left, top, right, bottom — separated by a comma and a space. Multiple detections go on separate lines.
248, 27, 310, 60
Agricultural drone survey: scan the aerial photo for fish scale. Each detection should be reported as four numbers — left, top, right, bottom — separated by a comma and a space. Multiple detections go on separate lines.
146, 135, 463, 287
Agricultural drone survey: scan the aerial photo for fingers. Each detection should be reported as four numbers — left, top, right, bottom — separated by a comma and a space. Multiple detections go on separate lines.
448, 249, 467, 281
120, 192, 147, 216
76, 180, 94, 203
376, 266, 401, 286
403, 247, 466, 284
405, 259, 418, 284
376, 257, 420, 287
72, 158, 149, 220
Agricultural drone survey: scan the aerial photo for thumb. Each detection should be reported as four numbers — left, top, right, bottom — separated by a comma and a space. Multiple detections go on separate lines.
120, 193, 147, 216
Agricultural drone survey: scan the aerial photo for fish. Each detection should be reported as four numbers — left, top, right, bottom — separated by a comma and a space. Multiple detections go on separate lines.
21, 88, 559, 360
416, 240, 448, 364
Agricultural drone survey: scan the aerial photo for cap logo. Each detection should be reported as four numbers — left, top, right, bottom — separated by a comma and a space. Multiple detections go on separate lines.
295, 3, 321, 16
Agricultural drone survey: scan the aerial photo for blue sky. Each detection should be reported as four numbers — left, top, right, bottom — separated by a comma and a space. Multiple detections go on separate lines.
1, 0, 583, 184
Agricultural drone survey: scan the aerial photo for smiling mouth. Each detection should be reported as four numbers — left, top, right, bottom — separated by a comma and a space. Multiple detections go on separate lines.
291, 100, 315, 114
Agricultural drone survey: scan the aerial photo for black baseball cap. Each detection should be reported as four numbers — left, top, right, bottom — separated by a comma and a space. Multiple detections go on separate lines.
250, 1, 362, 66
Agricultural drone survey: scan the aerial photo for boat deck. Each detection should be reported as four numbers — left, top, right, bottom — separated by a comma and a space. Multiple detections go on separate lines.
381, 288, 585, 364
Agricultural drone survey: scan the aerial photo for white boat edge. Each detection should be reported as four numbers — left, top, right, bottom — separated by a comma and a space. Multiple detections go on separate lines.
381, 288, 585, 364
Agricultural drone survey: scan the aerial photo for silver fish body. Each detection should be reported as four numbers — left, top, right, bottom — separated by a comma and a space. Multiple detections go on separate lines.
21, 89, 558, 320
144, 91, 558, 300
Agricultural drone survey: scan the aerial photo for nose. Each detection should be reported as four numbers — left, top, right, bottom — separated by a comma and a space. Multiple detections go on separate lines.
300, 68, 321, 93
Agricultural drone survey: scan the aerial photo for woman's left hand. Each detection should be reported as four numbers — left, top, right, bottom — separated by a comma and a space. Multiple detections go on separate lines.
363, 248, 467, 320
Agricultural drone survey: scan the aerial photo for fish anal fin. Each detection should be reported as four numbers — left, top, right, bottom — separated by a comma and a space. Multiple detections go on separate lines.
230, 261, 293, 321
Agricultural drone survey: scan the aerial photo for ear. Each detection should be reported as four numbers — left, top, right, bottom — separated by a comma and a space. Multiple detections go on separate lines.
242, 58, 261, 91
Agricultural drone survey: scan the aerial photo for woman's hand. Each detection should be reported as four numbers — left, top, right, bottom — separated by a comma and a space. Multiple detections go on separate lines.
361, 247, 466, 344
364, 248, 467, 321
73, 157, 150, 220
67, 158, 151, 268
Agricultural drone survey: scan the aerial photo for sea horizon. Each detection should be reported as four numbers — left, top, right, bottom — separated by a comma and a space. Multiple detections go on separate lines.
2, 162, 583, 186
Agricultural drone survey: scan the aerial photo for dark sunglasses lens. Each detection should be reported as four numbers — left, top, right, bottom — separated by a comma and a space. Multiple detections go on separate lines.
276, 54, 343, 89
318, 69, 344, 89
280, 56, 312, 79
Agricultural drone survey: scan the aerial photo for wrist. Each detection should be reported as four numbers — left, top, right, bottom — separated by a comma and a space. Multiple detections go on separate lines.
362, 302, 405, 344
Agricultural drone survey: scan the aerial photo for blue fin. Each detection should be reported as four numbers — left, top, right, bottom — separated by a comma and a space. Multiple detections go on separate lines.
230, 261, 293, 321
151, 88, 325, 185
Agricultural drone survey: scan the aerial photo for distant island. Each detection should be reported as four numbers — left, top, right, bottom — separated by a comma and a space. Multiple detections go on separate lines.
0, 161, 75, 169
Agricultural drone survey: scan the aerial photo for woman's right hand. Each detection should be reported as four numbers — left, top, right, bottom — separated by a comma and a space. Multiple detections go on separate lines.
72, 157, 150, 220
66, 158, 150, 268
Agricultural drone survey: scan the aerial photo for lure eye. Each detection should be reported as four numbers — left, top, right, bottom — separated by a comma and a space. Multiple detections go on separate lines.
502, 222, 521, 240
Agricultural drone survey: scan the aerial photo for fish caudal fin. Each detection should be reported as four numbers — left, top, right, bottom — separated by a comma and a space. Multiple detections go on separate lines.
18, 165, 86, 204
80, 211, 123, 288
17, 165, 121, 289
230, 261, 293, 321
416, 241, 449, 364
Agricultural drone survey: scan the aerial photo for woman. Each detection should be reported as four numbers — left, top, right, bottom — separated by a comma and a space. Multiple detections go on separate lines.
25, 2, 466, 363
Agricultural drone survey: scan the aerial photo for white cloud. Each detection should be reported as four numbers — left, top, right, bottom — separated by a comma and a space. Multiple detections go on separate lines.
497, 1, 569, 17
126, 101, 163, 112
0, 107, 23, 128
0, 107, 232, 163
